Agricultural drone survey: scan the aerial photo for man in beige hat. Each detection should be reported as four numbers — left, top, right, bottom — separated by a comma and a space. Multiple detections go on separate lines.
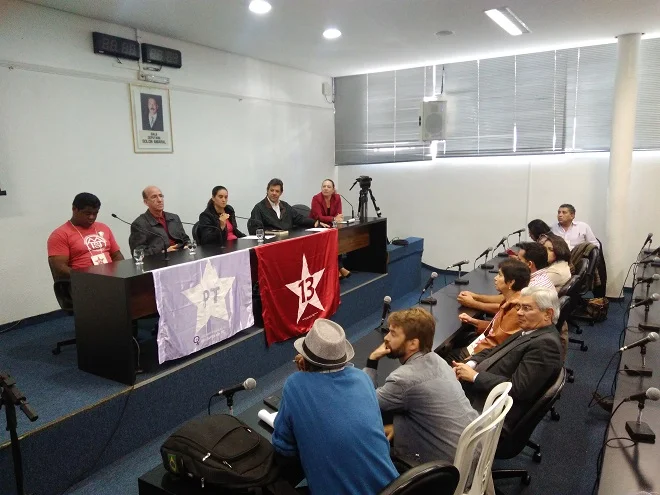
272, 319, 398, 495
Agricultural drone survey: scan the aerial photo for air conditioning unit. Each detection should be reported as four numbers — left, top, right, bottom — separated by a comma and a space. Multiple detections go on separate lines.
420, 99, 447, 141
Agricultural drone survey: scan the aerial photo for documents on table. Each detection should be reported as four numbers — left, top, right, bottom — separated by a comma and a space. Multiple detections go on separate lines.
258, 409, 278, 428
338, 218, 357, 224
243, 235, 276, 240
305, 227, 328, 232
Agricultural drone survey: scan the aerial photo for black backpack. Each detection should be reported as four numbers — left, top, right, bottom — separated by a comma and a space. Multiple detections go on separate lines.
161, 414, 290, 492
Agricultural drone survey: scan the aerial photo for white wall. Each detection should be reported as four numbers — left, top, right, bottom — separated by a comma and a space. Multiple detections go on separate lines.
0, 0, 334, 324
338, 151, 660, 281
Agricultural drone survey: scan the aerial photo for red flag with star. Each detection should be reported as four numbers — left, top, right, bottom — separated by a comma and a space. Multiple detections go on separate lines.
254, 229, 340, 345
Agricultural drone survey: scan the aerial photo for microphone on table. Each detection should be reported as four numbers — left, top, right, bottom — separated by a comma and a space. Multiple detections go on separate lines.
621, 332, 659, 377
111, 213, 169, 261
642, 232, 654, 254
446, 261, 469, 286
377, 296, 392, 331
215, 377, 257, 414
494, 236, 508, 258
340, 194, 355, 220
629, 293, 660, 310
623, 387, 660, 443
637, 274, 660, 284
508, 228, 525, 247
474, 247, 494, 270
420, 273, 438, 305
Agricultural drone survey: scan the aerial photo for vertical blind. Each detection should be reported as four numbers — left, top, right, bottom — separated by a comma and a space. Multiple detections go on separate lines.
335, 38, 660, 165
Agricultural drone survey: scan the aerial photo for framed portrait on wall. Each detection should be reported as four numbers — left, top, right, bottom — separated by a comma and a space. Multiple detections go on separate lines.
129, 84, 174, 153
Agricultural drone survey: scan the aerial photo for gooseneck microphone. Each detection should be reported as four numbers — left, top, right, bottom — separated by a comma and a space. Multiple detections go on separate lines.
637, 274, 660, 284
619, 332, 659, 352
495, 236, 508, 258
623, 387, 660, 443
420, 273, 438, 305
446, 261, 469, 286
508, 228, 525, 247
377, 296, 392, 331
475, 247, 494, 270
217, 378, 257, 397
340, 194, 355, 220
630, 293, 660, 310
111, 213, 169, 261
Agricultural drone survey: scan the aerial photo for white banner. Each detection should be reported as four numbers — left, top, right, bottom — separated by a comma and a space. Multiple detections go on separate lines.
152, 250, 254, 364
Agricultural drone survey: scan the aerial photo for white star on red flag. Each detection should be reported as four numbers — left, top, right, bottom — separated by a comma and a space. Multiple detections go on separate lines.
286, 254, 325, 323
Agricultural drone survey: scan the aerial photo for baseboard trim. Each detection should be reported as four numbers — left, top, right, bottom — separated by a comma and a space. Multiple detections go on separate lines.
0, 310, 68, 333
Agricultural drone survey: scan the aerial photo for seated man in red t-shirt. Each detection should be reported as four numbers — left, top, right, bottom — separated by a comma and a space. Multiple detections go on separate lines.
47, 193, 124, 280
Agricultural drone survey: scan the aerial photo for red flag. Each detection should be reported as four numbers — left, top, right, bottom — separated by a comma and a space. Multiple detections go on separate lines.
255, 229, 340, 345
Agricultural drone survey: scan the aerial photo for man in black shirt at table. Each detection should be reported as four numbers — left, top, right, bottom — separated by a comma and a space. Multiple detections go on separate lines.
248, 178, 328, 234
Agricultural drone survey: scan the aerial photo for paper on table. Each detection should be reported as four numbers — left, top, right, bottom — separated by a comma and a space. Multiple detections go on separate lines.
243, 235, 276, 240
258, 409, 278, 428
338, 218, 357, 224
305, 228, 328, 232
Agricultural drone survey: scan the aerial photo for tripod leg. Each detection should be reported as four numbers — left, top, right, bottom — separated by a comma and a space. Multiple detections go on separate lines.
368, 189, 382, 218
3, 397, 26, 495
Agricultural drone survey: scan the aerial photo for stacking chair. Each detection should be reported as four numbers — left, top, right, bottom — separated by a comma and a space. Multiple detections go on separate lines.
556, 295, 576, 384
379, 461, 460, 495
570, 247, 601, 326
52, 280, 76, 355
192, 221, 200, 244
453, 382, 513, 495
492, 368, 567, 489
562, 259, 590, 352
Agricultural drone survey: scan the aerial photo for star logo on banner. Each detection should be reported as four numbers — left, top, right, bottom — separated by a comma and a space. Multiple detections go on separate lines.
183, 260, 235, 334
286, 254, 325, 323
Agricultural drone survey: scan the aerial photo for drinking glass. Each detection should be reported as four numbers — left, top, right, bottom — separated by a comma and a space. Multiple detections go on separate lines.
133, 247, 145, 265
188, 239, 197, 255
256, 228, 265, 242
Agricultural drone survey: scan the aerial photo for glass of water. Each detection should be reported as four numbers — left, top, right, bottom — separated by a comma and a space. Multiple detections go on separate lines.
133, 247, 144, 265
256, 228, 265, 242
188, 239, 197, 255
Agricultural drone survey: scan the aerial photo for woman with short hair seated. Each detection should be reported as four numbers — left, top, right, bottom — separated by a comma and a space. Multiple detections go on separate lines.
197, 185, 245, 245
539, 232, 572, 290
310, 179, 351, 279
448, 258, 531, 362
528, 218, 552, 242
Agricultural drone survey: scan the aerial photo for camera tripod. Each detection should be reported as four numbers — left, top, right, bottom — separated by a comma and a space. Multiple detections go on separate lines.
350, 178, 383, 221
1, 372, 38, 495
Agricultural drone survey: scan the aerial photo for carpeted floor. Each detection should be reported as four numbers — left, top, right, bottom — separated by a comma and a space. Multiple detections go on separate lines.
6, 266, 625, 495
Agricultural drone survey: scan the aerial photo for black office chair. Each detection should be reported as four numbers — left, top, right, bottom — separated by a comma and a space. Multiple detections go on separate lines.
556, 295, 575, 384
570, 247, 601, 326
492, 368, 567, 488
565, 259, 589, 351
379, 461, 460, 495
52, 280, 76, 355
292, 204, 312, 219
192, 221, 200, 244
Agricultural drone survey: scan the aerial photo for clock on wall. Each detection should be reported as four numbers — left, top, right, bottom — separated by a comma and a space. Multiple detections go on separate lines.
92, 32, 140, 61
141, 43, 183, 69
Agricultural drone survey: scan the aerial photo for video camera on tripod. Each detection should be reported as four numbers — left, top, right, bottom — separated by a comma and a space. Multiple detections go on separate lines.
349, 176, 382, 221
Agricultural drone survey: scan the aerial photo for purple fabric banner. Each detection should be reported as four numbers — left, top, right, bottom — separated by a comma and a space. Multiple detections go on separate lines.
152, 250, 254, 364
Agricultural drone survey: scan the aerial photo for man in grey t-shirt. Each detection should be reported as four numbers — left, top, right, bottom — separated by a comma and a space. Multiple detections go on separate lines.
364, 307, 478, 464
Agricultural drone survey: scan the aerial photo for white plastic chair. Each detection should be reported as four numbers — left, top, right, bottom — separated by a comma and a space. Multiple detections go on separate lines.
453, 382, 513, 495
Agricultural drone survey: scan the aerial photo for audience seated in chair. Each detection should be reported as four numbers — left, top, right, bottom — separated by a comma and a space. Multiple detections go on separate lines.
452, 286, 563, 436
364, 308, 478, 465
551, 203, 599, 249
446, 259, 530, 363
538, 233, 572, 290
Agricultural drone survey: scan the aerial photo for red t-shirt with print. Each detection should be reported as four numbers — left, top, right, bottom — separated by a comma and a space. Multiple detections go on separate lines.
47, 221, 121, 270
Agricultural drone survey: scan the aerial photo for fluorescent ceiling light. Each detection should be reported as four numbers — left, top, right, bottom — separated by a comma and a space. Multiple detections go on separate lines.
323, 28, 342, 40
485, 7, 530, 36
249, 0, 271, 14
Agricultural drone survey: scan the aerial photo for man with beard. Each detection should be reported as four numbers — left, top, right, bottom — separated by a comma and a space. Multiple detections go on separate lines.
364, 307, 477, 464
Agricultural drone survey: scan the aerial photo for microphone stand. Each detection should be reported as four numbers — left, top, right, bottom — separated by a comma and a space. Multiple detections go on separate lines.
625, 399, 656, 443
1, 372, 38, 495
477, 250, 494, 270
633, 278, 653, 304
454, 262, 469, 286
624, 344, 653, 377
225, 392, 236, 416
638, 301, 660, 332
420, 281, 437, 306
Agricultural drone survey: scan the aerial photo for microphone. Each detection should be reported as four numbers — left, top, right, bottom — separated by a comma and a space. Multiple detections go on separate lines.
623, 387, 660, 443
112, 213, 169, 261
446, 260, 469, 269
623, 387, 660, 403
495, 237, 507, 250
377, 296, 392, 330
217, 377, 257, 397
475, 247, 493, 270
420, 273, 438, 305
494, 236, 509, 257
619, 332, 659, 352
509, 228, 525, 236
629, 293, 660, 310
340, 194, 355, 219
637, 274, 660, 284
644, 232, 653, 247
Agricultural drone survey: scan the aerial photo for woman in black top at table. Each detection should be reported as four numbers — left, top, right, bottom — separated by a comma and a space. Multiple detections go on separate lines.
197, 186, 245, 245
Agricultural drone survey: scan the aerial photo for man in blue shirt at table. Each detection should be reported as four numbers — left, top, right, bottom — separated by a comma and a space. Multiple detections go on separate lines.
272, 319, 398, 495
